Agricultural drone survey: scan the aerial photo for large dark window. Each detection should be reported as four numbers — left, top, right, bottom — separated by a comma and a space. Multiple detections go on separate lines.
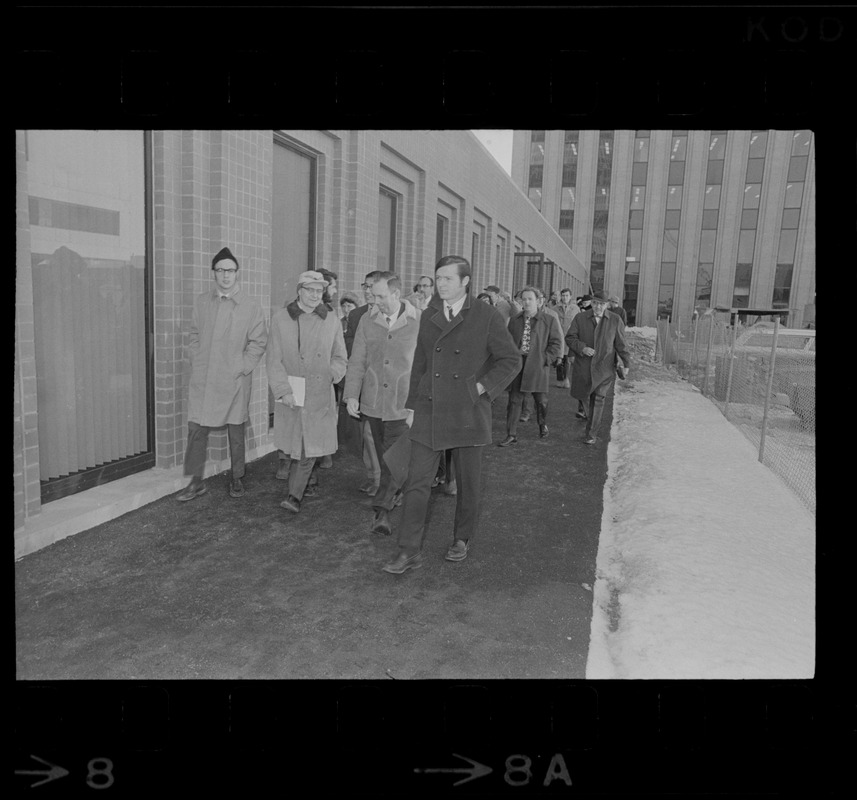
271, 135, 317, 423
377, 187, 397, 272
435, 214, 449, 264
28, 130, 154, 502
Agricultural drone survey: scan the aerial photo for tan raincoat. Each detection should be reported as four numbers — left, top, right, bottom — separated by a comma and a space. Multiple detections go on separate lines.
268, 300, 348, 458
187, 287, 268, 426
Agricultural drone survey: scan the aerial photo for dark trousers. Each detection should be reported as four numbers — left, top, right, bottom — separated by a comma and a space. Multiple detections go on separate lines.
278, 448, 319, 487
556, 355, 569, 382
436, 449, 455, 484
396, 440, 484, 556
286, 443, 318, 500
367, 416, 410, 511
506, 360, 548, 436
585, 378, 615, 438
184, 421, 245, 480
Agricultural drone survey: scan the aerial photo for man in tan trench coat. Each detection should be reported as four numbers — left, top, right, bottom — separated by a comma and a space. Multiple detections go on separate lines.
268, 271, 348, 513
177, 247, 268, 501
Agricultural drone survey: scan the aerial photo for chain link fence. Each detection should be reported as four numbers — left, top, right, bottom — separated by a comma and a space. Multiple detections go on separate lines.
655, 311, 815, 514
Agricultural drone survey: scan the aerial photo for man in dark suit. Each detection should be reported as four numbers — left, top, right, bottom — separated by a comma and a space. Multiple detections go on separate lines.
565, 290, 631, 445
382, 255, 521, 574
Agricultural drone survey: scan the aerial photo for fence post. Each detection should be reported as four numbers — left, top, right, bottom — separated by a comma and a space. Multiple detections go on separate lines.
758, 315, 780, 463
703, 313, 716, 396
691, 314, 699, 385
675, 315, 681, 373
723, 313, 738, 419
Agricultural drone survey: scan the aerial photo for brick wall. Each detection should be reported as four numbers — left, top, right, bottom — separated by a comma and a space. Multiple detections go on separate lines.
15, 128, 586, 535
15, 132, 41, 532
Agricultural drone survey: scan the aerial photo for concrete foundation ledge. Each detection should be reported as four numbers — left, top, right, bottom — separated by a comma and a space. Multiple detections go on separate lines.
14, 443, 277, 560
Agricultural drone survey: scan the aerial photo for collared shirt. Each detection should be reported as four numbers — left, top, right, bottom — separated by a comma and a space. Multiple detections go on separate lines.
384, 302, 404, 327
213, 286, 241, 304
445, 294, 467, 320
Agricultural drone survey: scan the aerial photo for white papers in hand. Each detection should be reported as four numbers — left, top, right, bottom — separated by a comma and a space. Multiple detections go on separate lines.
287, 375, 306, 407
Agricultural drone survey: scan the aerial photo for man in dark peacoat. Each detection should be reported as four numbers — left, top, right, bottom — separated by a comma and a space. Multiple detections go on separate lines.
565, 291, 631, 445
382, 256, 521, 574
498, 287, 563, 446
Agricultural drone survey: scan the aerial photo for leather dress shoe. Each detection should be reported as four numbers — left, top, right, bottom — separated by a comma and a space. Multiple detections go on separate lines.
442, 479, 457, 496
539, 425, 549, 439
497, 435, 518, 447
518, 414, 530, 423
229, 478, 245, 498
575, 410, 588, 420
584, 435, 597, 445
304, 483, 319, 497
382, 551, 423, 574
359, 482, 380, 496
280, 495, 302, 513
177, 481, 207, 502
445, 539, 470, 562
371, 508, 392, 536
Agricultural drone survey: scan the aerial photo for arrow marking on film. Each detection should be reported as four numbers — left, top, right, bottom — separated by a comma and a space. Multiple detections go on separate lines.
414, 753, 493, 786
15, 754, 70, 788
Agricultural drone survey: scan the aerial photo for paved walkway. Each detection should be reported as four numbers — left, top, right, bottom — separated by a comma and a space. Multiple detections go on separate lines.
15, 384, 612, 680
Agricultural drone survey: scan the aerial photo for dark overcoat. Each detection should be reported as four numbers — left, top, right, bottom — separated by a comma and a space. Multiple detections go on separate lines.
406, 293, 521, 451
565, 309, 631, 400
507, 310, 563, 393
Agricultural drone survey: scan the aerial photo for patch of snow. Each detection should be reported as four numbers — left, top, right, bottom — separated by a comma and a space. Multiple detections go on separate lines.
586, 370, 815, 679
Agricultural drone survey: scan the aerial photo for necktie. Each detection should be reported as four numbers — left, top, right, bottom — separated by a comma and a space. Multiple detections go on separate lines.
521, 316, 532, 354
446, 304, 452, 321
385, 316, 392, 328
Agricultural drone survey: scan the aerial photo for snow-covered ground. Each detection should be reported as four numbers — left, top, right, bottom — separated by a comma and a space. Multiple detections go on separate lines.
586, 361, 815, 679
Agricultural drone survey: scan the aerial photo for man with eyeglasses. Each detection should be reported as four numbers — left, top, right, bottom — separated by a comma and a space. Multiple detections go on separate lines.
344, 270, 385, 495
404, 275, 434, 311
177, 247, 268, 502
267, 271, 347, 513
565, 290, 631, 446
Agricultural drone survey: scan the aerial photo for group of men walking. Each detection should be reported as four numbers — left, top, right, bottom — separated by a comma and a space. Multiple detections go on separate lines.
178, 247, 630, 575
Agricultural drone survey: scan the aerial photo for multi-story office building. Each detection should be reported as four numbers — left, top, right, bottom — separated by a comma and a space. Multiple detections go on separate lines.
512, 130, 815, 328
15, 129, 585, 556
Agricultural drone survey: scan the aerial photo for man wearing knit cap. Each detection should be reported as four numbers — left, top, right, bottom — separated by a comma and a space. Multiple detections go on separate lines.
177, 247, 268, 501
267, 270, 348, 513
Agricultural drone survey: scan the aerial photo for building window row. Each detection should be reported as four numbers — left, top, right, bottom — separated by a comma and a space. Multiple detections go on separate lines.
772, 130, 812, 309
658, 131, 687, 320
589, 130, 614, 294
527, 131, 546, 211
732, 130, 768, 307
559, 130, 579, 249
623, 130, 650, 326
